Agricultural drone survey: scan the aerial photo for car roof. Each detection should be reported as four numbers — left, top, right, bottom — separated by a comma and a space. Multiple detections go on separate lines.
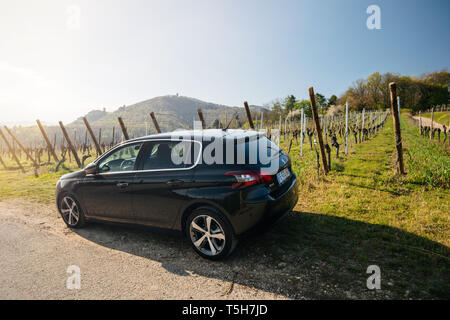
126, 129, 266, 143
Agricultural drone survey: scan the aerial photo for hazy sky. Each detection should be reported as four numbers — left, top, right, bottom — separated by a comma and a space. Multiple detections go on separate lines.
0, 0, 449, 125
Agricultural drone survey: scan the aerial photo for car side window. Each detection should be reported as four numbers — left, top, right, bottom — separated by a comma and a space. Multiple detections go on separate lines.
142, 141, 194, 170
98, 143, 143, 173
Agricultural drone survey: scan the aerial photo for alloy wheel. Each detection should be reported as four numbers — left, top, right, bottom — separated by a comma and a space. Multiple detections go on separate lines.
60, 196, 80, 226
189, 215, 226, 256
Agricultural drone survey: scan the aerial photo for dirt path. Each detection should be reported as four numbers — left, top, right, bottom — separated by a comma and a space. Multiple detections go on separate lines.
0, 199, 292, 300
2, 199, 406, 300
412, 115, 446, 130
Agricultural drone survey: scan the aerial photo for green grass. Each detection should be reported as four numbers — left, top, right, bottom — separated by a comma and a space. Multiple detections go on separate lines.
294, 118, 449, 246
403, 117, 450, 188
257, 115, 449, 299
0, 155, 82, 203
276, 116, 449, 246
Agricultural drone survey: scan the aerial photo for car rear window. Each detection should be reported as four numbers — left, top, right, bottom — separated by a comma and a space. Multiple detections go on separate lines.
233, 136, 281, 165
141, 140, 198, 170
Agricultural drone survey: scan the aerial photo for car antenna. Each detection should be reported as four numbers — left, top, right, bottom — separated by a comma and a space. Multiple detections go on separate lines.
223, 112, 238, 131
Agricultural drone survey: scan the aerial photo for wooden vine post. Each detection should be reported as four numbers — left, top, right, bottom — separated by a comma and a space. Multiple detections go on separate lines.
244, 101, 255, 130
308, 86, 329, 174
197, 109, 206, 130
59, 121, 82, 168
0, 128, 25, 173
3, 126, 38, 167
36, 119, 59, 162
82, 117, 102, 155
117, 117, 130, 141
149, 112, 162, 133
389, 82, 405, 175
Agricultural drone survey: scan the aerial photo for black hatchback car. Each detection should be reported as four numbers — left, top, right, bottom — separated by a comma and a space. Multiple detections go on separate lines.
56, 129, 298, 259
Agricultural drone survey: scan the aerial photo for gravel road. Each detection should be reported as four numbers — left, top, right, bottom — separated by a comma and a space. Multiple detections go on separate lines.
0, 199, 294, 299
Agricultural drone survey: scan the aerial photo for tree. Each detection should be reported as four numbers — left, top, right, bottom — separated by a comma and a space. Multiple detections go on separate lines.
314, 93, 327, 113
315, 93, 326, 106
327, 94, 337, 106
338, 71, 449, 112
283, 95, 296, 114
267, 100, 284, 121
366, 72, 383, 109
294, 99, 312, 117
421, 69, 450, 86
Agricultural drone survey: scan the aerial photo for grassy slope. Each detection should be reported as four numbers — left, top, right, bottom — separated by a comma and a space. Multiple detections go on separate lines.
0, 115, 448, 298
293, 116, 449, 246
0, 157, 80, 203
257, 115, 449, 298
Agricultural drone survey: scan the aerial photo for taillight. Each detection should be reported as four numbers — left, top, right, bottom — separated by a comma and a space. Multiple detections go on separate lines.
225, 170, 272, 190
259, 171, 273, 184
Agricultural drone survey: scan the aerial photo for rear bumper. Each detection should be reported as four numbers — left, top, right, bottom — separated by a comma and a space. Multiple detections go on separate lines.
262, 176, 298, 224
230, 174, 298, 235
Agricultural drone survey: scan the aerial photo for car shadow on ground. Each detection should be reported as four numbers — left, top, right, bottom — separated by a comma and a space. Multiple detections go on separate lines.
72, 211, 449, 299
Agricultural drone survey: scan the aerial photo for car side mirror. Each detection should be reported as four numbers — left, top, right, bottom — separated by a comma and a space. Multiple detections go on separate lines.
84, 162, 98, 175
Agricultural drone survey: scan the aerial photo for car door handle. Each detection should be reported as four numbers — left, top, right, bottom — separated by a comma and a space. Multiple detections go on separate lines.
166, 179, 184, 186
116, 182, 129, 188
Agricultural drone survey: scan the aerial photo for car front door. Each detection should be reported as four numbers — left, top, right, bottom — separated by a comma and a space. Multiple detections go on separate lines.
132, 140, 199, 228
78, 142, 144, 222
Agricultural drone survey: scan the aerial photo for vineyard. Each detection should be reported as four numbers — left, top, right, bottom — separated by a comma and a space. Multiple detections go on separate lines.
0, 85, 449, 299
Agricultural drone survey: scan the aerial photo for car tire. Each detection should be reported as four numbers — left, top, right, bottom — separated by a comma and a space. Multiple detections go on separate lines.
186, 207, 237, 260
58, 193, 86, 228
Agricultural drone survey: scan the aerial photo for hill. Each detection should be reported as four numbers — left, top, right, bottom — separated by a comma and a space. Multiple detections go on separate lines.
68, 95, 267, 140
71, 109, 109, 126
5, 95, 269, 146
